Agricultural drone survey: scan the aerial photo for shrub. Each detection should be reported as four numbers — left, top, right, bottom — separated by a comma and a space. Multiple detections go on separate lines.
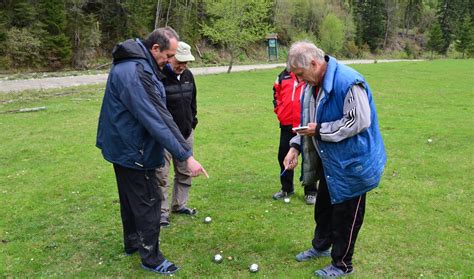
344, 40, 359, 59
290, 31, 317, 44
201, 49, 220, 65
319, 13, 344, 56
5, 27, 42, 69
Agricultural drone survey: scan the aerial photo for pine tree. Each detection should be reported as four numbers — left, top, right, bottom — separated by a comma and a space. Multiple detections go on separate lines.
353, 0, 385, 52
0, 9, 8, 59
455, 15, 474, 58
427, 22, 445, 58
39, 0, 71, 68
437, 0, 463, 54
403, 0, 423, 35
99, 0, 130, 51
123, 0, 155, 37
11, 0, 38, 28
66, 0, 102, 69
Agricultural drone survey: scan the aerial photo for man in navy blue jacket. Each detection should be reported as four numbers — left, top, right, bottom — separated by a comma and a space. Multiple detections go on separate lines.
96, 27, 208, 275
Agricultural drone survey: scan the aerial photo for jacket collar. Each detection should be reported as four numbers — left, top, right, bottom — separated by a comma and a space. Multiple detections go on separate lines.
163, 64, 179, 80
321, 55, 337, 95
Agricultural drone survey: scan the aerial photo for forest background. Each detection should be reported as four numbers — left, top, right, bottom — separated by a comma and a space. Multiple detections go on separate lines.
1, 0, 474, 72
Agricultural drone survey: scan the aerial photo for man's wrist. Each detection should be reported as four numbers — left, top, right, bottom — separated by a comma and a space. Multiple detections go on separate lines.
289, 144, 301, 154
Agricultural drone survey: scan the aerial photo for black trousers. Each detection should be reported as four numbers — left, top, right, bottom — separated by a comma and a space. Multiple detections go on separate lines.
278, 126, 317, 194
312, 166, 366, 273
113, 164, 164, 267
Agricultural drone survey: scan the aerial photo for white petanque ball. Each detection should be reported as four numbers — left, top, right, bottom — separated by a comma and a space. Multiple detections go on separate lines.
427, 139, 433, 143
284, 197, 290, 203
204, 216, 212, 223
213, 254, 223, 263
249, 263, 259, 272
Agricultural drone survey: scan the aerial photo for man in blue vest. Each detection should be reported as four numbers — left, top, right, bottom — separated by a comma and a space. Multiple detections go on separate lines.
283, 41, 386, 277
96, 27, 208, 275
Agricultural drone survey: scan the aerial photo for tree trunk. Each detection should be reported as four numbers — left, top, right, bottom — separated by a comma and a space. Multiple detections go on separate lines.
194, 43, 203, 58
165, 0, 173, 26
383, 18, 390, 50
154, 0, 162, 29
227, 51, 234, 73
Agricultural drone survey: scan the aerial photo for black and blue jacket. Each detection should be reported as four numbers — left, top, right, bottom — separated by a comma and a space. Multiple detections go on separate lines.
96, 39, 192, 170
162, 64, 198, 139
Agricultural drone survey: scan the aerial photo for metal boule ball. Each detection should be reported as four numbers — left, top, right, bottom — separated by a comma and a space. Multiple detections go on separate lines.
213, 254, 223, 263
249, 263, 259, 273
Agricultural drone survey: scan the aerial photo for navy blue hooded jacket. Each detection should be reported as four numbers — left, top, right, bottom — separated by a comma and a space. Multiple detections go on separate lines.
96, 39, 192, 170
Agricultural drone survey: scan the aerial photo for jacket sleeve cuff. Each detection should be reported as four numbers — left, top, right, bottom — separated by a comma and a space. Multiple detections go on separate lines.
290, 142, 301, 153
315, 124, 322, 141
176, 150, 193, 162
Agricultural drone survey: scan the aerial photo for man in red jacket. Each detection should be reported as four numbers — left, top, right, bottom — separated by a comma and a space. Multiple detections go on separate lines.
273, 68, 317, 204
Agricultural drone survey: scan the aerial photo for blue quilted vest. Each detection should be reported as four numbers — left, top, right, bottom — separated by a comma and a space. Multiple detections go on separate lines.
315, 56, 386, 204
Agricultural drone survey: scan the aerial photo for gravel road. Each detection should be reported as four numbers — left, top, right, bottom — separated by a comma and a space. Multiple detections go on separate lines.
0, 60, 421, 93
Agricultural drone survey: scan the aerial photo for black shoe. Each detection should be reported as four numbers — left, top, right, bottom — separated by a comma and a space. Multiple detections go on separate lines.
272, 190, 294, 200
173, 207, 198, 216
160, 216, 170, 227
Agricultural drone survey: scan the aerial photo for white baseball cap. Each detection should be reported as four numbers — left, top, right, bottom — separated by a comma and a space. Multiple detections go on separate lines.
175, 41, 195, 62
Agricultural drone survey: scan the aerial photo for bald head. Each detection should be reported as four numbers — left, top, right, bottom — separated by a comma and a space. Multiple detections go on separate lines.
143, 27, 180, 51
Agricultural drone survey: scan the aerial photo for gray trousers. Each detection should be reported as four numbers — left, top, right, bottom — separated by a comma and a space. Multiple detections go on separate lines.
156, 131, 193, 219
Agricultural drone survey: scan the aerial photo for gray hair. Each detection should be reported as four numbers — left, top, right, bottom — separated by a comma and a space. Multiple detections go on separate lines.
286, 41, 325, 70
143, 26, 180, 50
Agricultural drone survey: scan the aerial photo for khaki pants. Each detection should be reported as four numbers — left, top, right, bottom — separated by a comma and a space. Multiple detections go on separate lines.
156, 131, 193, 219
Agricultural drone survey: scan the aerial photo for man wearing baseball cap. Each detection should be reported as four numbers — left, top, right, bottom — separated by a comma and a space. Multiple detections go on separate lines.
156, 42, 200, 227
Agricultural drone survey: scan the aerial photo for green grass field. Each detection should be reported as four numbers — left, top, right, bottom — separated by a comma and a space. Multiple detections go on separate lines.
1, 59, 473, 278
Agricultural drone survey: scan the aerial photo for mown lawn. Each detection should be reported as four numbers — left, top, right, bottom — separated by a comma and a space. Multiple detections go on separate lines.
1, 59, 473, 278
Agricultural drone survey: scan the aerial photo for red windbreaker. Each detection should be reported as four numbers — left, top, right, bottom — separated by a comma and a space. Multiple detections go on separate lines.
273, 69, 304, 128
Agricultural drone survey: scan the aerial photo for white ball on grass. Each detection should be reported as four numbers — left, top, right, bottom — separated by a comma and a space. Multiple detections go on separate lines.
249, 263, 259, 272
213, 254, 223, 263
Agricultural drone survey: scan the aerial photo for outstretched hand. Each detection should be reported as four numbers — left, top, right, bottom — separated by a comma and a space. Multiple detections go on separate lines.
186, 156, 209, 178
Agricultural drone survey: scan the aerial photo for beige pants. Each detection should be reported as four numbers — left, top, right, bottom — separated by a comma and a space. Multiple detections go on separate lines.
156, 131, 193, 219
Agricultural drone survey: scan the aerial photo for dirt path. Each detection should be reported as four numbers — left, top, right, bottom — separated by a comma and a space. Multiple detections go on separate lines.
0, 60, 421, 93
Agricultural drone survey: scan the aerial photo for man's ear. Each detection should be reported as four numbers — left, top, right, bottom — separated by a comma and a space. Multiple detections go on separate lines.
151, 44, 160, 53
311, 59, 323, 72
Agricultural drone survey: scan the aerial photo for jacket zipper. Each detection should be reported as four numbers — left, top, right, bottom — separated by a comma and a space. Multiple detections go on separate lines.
135, 143, 145, 168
